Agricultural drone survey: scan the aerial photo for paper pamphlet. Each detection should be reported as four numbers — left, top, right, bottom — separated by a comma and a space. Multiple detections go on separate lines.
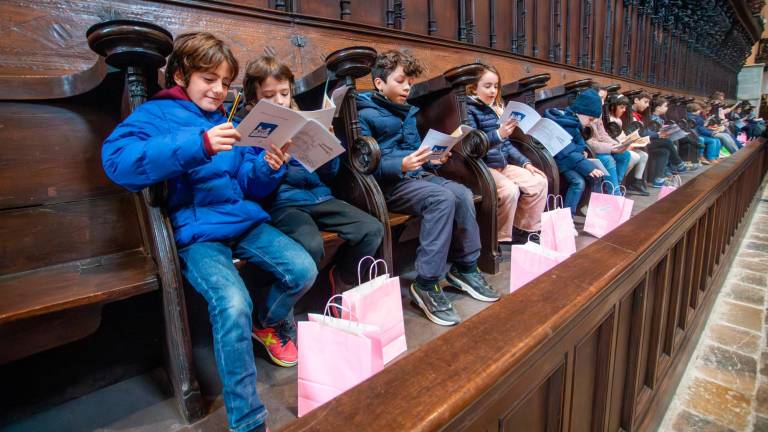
418, 125, 473, 160
322, 85, 351, 118
659, 124, 688, 141
499, 101, 572, 156
235, 99, 344, 173
613, 129, 650, 149
499, 100, 541, 133
588, 158, 610, 176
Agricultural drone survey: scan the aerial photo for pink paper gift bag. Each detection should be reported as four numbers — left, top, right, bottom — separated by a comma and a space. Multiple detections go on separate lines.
297, 315, 384, 417
657, 175, 682, 201
540, 195, 578, 256
341, 275, 406, 364
509, 241, 569, 293
584, 185, 634, 238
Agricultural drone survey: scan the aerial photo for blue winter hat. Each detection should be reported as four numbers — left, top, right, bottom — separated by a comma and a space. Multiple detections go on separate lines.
569, 88, 603, 118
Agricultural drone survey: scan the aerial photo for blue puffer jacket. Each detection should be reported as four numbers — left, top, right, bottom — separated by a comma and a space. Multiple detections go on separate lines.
687, 112, 715, 137
543, 108, 595, 176
102, 86, 286, 248
357, 92, 431, 186
465, 97, 530, 169
270, 157, 340, 209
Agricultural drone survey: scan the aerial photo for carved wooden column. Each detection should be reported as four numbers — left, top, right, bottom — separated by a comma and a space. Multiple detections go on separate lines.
87, 19, 205, 424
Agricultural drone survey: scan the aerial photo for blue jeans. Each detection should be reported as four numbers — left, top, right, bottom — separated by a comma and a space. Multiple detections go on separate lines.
715, 132, 738, 154
698, 136, 721, 160
595, 152, 630, 195
178, 223, 317, 432
560, 169, 587, 216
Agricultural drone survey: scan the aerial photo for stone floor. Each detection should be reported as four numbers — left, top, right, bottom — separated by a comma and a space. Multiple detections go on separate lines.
659, 185, 768, 432
1, 164, 718, 432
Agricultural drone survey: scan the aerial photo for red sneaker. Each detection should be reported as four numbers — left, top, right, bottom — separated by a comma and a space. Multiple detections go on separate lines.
252, 322, 298, 367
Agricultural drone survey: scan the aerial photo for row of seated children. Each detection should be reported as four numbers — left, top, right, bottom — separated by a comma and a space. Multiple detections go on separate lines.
101, 32, 389, 432
99, 33, 555, 432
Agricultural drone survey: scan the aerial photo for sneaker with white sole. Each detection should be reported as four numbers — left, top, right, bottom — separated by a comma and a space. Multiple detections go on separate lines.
446, 266, 500, 302
409, 283, 461, 326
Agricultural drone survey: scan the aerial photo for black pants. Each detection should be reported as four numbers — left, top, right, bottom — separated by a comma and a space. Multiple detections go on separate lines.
677, 135, 702, 163
269, 198, 384, 282
648, 137, 683, 166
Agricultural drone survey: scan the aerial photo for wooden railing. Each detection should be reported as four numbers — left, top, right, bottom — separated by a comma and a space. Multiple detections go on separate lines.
283, 141, 767, 431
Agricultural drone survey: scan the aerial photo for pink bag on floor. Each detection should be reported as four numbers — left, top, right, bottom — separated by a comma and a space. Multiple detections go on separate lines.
584, 183, 635, 238
509, 238, 570, 293
657, 175, 682, 201
540, 195, 578, 256
297, 301, 384, 417
341, 257, 406, 364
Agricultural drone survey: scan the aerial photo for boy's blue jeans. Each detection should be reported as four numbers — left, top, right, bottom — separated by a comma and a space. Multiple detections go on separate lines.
178, 223, 317, 432
698, 136, 721, 160
595, 152, 630, 195
560, 169, 587, 216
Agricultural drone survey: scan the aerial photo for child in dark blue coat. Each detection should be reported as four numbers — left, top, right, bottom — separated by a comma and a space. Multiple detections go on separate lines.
101, 33, 316, 432
544, 88, 606, 215
464, 63, 548, 244
357, 50, 500, 327
241, 55, 384, 299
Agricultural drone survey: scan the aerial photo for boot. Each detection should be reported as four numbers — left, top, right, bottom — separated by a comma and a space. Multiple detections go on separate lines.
626, 178, 650, 196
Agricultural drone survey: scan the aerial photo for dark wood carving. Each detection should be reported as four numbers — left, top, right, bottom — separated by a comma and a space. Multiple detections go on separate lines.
86, 19, 205, 423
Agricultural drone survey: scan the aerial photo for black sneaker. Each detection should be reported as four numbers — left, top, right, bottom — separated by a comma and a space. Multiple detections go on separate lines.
446, 266, 501, 302
626, 178, 650, 196
408, 283, 461, 326
511, 227, 539, 245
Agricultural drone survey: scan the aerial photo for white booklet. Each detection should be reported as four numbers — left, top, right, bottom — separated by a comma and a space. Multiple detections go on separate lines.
418, 125, 473, 160
588, 158, 610, 176
499, 101, 572, 156
322, 85, 351, 118
235, 99, 344, 173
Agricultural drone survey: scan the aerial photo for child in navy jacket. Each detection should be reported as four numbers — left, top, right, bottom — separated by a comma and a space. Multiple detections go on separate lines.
544, 88, 606, 215
357, 50, 500, 327
464, 63, 548, 244
241, 55, 384, 300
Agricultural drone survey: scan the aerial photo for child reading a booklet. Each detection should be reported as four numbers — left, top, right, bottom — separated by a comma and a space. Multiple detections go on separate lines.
241, 55, 384, 299
543, 88, 605, 216
586, 87, 632, 195
630, 92, 688, 187
607, 94, 653, 195
357, 50, 500, 327
101, 33, 317, 432
464, 63, 548, 244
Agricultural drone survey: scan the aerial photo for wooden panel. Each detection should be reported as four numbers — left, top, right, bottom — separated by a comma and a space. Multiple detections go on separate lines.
569, 311, 614, 432
608, 293, 633, 432
501, 364, 565, 432
0, 193, 142, 275
433, 0, 459, 41
349, 0, 386, 26
475, 0, 490, 47
296, 0, 339, 20
403, 0, 429, 35
0, 100, 122, 209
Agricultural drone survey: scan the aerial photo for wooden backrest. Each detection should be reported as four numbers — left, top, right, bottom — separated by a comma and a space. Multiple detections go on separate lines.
534, 78, 594, 114
0, 67, 143, 277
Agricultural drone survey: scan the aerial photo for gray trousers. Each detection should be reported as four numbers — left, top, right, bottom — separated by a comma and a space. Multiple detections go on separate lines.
385, 174, 481, 280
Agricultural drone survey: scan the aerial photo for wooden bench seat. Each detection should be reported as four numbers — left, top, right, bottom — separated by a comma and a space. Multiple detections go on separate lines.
0, 249, 157, 326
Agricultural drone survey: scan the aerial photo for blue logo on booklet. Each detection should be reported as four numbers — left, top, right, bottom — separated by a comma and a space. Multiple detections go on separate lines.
430, 145, 449, 153
249, 122, 278, 139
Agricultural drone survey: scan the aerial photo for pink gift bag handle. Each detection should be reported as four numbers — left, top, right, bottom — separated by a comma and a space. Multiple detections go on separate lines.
323, 294, 358, 323
545, 194, 565, 211
356, 256, 389, 285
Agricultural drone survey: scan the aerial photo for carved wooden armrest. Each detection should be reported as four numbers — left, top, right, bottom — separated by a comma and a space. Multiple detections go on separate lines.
626, 121, 645, 135
606, 121, 623, 138
461, 129, 490, 159
646, 120, 662, 133
349, 135, 381, 175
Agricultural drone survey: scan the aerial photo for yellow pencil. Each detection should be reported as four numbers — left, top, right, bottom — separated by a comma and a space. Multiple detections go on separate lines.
227, 91, 241, 123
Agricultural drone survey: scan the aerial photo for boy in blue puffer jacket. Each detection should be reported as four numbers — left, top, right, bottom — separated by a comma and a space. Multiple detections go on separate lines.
544, 88, 606, 215
357, 50, 500, 327
241, 56, 384, 300
464, 63, 548, 244
101, 33, 316, 432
